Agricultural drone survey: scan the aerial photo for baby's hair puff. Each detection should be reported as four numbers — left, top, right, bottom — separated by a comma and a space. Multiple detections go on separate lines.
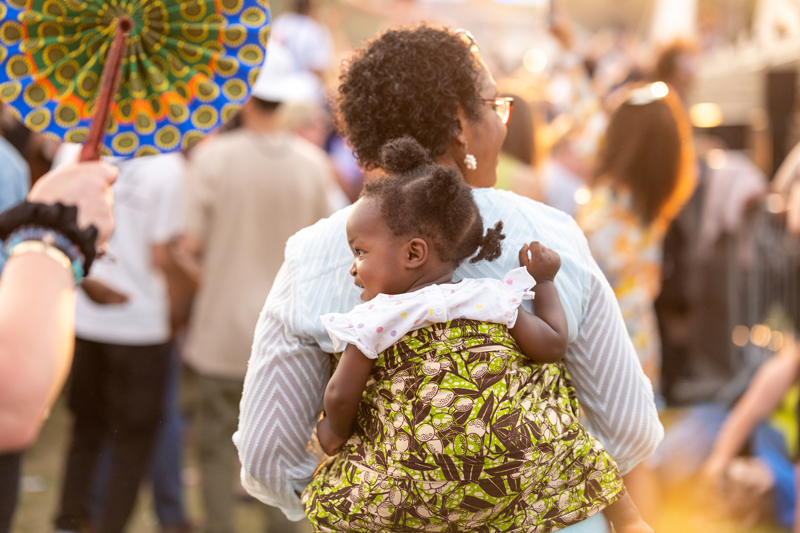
362, 136, 505, 266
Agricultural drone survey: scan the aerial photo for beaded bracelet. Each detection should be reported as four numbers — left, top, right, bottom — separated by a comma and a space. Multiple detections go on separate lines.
4, 226, 85, 286
7, 241, 74, 279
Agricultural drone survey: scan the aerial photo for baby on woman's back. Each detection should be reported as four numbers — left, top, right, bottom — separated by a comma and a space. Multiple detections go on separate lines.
302, 137, 651, 533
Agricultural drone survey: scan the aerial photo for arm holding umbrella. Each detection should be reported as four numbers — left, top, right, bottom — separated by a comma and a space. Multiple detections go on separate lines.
0, 0, 269, 451
0, 160, 116, 452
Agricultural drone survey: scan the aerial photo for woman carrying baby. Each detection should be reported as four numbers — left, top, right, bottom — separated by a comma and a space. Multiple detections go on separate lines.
303, 137, 649, 533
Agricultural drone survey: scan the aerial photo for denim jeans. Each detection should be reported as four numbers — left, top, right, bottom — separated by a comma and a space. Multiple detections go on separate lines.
148, 348, 188, 526
56, 338, 171, 533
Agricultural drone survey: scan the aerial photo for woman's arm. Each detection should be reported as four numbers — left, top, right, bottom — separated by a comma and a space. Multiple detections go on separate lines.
235, 262, 332, 521
0, 161, 117, 452
0, 254, 75, 451
510, 243, 569, 363
318, 343, 374, 455
564, 235, 664, 475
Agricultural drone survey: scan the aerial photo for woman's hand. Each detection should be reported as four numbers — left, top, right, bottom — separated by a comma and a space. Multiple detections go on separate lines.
28, 161, 118, 247
316, 417, 348, 456
519, 242, 561, 282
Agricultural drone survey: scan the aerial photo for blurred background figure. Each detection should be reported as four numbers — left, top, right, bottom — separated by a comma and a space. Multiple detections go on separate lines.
577, 84, 696, 521
271, 0, 334, 82
277, 102, 351, 212
175, 42, 331, 533
0, 103, 57, 186
51, 148, 185, 533
494, 94, 542, 200
654, 40, 698, 101
0, 103, 30, 270
579, 85, 695, 386
540, 135, 589, 217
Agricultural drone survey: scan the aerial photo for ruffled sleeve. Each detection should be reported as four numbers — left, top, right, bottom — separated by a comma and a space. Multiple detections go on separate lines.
502, 267, 536, 328
320, 294, 431, 359
320, 310, 380, 359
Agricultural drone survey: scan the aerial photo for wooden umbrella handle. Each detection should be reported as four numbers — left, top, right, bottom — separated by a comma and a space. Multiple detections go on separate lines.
78, 17, 132, 162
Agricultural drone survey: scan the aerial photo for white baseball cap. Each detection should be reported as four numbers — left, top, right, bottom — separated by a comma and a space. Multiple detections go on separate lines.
250, 40, 322, 104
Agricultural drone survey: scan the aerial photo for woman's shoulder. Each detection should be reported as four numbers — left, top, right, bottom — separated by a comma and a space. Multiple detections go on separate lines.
285, 206, 352, 262
470, 188, 587, 263
473, 188, 579, 234
466, 189, 595, 344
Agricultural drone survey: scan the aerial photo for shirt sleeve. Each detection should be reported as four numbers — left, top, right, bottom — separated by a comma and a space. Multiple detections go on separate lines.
564, 235, 664, 475
501, 267, 536, 328
321, 295, 432, 358
234, 261, 330, 521
321, 311, 378, 358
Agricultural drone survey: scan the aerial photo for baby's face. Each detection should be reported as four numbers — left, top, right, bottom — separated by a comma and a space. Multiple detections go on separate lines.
346, 198, 413, 301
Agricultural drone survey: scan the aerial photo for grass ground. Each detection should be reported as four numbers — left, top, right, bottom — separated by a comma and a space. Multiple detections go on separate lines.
10, 396, 789, 533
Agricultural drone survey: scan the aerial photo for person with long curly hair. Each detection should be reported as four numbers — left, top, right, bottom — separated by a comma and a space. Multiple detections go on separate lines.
236, 25, 663, 532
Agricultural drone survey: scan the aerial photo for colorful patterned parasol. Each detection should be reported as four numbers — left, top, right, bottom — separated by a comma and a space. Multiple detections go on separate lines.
0, 0, 270, 159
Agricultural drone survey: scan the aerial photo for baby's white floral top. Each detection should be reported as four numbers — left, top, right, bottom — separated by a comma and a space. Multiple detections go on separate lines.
320, 267, 536, 358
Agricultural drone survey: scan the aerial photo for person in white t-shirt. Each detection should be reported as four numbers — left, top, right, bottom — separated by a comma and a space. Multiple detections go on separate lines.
270, 0, 333, 80
52, 147, 185, 533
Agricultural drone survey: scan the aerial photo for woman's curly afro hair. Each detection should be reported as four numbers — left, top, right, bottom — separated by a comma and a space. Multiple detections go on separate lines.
362, 136, 504, 266
337, 24, 484, 170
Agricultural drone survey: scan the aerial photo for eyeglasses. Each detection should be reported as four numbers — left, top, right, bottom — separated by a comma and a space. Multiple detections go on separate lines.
455, 28, 479, 53
481, 96, 514, 125
454, 30, 513, 124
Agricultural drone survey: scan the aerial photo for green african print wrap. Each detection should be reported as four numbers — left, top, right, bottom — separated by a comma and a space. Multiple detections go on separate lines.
303, 319, 624, 533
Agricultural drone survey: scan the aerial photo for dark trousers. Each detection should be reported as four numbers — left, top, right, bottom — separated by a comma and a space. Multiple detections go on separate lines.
0, 452, 21, 533
194, 373, 244, 533
55, 338, 171, 533
91, 347, 187, 528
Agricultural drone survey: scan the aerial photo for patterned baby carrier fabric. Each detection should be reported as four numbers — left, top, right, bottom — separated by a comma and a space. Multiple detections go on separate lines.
302, 319, 624, 532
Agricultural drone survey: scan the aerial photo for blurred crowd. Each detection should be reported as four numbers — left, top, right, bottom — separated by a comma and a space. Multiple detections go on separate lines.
4, 0, 800, 531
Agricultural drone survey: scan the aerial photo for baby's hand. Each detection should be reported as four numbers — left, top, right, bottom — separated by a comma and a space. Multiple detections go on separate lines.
316, 417, 348, 456
519, 242, 561, 282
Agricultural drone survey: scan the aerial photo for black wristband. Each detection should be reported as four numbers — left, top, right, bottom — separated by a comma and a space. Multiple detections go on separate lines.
0, 202, 98, 274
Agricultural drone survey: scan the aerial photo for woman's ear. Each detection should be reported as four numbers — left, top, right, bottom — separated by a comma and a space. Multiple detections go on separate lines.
453, 106, 469, 151
405, 238, 428, 269
442, 106, 469, 171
